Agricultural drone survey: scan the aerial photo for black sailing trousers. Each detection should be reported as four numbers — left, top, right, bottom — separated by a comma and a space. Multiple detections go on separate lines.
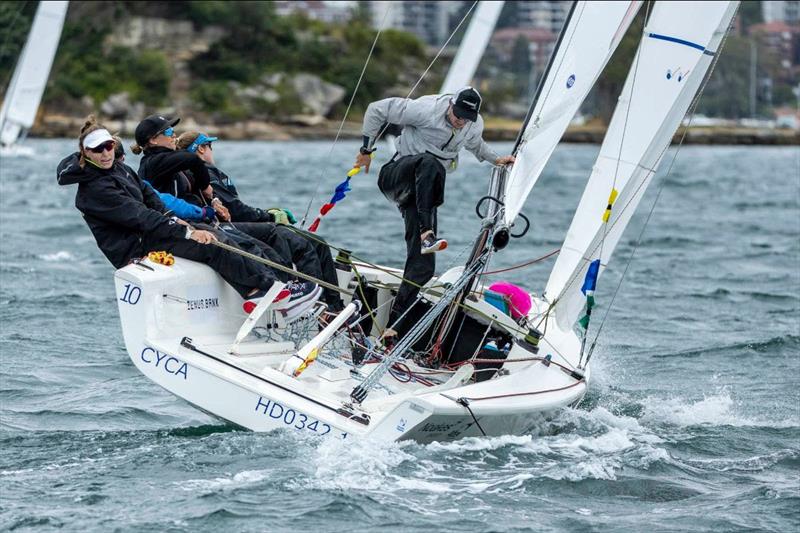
224, 222, 343, 309
378, 153, 447, 330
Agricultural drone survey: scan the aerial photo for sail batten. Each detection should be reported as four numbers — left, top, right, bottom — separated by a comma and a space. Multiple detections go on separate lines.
544, 1, 740, 331
503, 1, 643, 226
0, 1, 69, 147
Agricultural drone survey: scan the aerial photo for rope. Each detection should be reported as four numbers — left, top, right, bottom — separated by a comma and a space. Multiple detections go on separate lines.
209, 239, 353, 297
479, 248, 560, 276
584, 5, 740, 366
299, 6, 391, 227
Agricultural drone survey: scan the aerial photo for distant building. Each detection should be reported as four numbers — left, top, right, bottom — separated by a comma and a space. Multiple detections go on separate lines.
762, 1, 800, 24
370, 1, 460, 46
750, 21, 800, 80
490, 27, 556, 71
516, 1, 571, 34
273, 1, 352, 24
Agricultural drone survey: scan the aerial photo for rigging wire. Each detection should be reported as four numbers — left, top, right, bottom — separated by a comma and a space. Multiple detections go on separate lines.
299, 5, 392, 227
600, 0, 651, 261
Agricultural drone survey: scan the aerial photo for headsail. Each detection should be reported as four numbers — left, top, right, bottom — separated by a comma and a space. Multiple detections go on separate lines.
545, 1, 740, 331
503, 0, 642, 226
440, 1, 504, 94
0, 1, 69, 147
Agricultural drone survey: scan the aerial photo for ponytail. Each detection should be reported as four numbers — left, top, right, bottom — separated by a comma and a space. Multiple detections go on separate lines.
130, 143, 143, 155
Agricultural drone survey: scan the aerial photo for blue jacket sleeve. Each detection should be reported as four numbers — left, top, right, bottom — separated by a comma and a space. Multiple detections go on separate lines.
144, 182, 204, 220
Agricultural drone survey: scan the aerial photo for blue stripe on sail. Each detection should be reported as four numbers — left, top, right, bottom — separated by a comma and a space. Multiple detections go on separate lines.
647, 32, 706, 52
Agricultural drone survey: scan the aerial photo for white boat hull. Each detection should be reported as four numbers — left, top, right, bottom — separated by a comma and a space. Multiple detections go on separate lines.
115, 257, 589, 442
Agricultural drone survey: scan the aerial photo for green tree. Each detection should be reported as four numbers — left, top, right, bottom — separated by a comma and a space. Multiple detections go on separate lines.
0, 1, 35, 91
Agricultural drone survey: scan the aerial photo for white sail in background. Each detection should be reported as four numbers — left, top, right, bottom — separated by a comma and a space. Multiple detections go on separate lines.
545, 1, 740, 331
502, 0, 642, 226
0, 1, 68, 147
440, 1, 504, 94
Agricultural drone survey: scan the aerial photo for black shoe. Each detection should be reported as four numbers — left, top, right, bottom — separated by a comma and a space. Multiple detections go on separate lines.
421, 233, 448, 255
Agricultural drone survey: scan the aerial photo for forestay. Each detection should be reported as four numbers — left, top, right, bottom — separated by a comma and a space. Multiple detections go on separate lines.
545, 1, 740, 331
440, 1, 504, 94
0, 1, 68, 146
502, 0, 642, 226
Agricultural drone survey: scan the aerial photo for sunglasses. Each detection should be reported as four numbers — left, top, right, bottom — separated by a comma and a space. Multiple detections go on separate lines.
161, 127, 175, 137
201, 142, 213, 150
88, 140, 115, 154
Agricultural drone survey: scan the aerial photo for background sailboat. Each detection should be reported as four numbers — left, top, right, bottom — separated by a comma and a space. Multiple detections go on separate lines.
440, 1, 504, 94
0, 0, 68, 156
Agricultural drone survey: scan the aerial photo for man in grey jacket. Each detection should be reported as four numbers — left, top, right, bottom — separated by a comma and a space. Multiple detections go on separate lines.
354, 87, 515, 340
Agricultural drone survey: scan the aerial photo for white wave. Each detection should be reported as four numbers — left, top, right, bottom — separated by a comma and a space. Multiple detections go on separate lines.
639, 391, 795, 427
425, 434, 533, 453
179, 468, 272, 492
39, 250, 74, 261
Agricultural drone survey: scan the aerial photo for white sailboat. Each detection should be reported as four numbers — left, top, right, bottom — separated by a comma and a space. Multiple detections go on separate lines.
114, 0, 738, 442
0, 1, 68, 156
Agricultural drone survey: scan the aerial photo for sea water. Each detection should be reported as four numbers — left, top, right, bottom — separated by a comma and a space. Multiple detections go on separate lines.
1, 140, 798, 532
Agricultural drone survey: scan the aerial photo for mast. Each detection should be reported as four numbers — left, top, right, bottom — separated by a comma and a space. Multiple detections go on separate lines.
502, 0, 643, 227
512, 1, 577, 154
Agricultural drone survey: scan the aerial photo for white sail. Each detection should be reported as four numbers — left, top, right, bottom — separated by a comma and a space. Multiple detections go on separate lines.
440, 1, 504, 94
0, 1, 69, 147
545, 1, 740, 331
502, 0, 642, 226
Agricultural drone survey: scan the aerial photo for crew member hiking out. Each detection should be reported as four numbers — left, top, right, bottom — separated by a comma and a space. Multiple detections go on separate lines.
58, 116, 320, 319
354, 87, 515, 341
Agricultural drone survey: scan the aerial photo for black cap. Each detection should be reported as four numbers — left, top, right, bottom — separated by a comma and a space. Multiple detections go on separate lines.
134, 114, 180, 146
451, 87, 481, 122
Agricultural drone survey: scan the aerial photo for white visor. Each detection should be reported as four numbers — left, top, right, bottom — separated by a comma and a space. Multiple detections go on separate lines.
83, 129, 114, 149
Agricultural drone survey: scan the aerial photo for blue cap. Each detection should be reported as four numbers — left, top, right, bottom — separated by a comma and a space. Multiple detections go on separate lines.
187, 133, 218, 153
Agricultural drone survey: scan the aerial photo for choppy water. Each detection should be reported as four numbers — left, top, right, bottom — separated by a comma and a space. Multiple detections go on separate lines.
1, 139, 798, 532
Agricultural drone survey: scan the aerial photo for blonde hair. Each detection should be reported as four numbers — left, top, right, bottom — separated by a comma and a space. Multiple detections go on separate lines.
176, 130, 200, 151
78, 115, 107, 168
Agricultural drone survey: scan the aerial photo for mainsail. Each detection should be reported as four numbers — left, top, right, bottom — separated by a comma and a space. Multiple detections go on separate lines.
544, 1, 740, 331
0, 1, 68, 147
502, 0, 642, 226
440, 1, 504, 94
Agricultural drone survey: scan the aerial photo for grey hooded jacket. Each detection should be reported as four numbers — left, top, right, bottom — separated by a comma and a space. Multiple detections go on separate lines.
362, 94, 499, 172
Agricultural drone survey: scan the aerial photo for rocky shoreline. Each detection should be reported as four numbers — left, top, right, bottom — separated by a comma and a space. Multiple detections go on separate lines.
32, 113, 800, 145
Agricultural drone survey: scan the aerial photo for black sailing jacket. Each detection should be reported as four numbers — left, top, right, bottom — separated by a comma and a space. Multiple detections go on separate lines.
138, 146, 211, 203
206, 165, 274, 223
57, 152, 185, 268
